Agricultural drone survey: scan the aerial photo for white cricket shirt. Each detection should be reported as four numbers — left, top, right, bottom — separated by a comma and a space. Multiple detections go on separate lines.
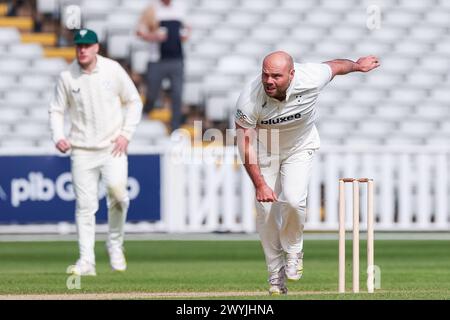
235, 63, 332, 156
49, 55, 143, 150
153, 0, 187, 22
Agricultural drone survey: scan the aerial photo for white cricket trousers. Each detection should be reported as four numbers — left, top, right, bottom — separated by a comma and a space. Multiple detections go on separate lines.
256, 149, 316, 275
71, 147, 130, 264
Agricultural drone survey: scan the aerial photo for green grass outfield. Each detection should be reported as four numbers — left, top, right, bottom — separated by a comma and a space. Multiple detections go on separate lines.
0, 240, 449, 299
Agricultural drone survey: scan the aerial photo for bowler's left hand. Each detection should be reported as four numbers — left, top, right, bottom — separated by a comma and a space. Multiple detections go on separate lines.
112, 135, 129, 157
356, 56, 380, 72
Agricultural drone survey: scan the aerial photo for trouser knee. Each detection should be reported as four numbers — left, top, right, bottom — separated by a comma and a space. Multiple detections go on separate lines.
76, 199, 98, 217
283, 194, 307, 212
107, 187, 129, 209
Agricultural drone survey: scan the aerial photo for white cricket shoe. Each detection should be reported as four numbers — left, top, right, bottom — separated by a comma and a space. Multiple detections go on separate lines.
285, 252, 303, 281
107, 245, 127, 272
66, 259, 96, 276
268, 267, 288, 296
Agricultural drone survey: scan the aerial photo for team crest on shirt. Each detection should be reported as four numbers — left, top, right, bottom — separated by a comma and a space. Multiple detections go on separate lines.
102, 80, 112, 91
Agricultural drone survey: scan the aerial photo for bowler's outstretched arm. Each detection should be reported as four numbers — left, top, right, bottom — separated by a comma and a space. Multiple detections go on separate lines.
324, 56, 380, 80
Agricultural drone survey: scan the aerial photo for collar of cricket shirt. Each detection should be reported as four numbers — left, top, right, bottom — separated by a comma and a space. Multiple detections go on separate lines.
79, 54, 102, 75
284, 77, 296, 101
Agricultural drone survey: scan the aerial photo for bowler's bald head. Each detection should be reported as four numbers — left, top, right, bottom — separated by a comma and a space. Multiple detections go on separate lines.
263, 51, 294, 71
261, 51, 295, 100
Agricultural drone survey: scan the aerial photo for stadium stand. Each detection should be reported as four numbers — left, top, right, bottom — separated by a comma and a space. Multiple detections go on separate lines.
0, 0, 449, 148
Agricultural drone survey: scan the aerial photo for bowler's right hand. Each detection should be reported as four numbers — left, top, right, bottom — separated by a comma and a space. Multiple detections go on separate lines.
256, 184, 278, 202
56, 139, 71, 154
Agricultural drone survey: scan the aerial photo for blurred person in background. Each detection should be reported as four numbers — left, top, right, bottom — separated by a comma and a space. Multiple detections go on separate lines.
235, 51, 379, 295
7, 0, 42, 31
6, 0, 26, 16
49, 29, 143, 276
136, 0, 191, 131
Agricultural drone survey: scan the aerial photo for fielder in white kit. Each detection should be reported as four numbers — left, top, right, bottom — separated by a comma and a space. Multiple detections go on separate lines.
49, 29, 143, 276
235, 51, 379, 295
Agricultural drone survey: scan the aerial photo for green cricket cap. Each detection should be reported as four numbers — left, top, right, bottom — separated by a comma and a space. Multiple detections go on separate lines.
74, 29, 98, 45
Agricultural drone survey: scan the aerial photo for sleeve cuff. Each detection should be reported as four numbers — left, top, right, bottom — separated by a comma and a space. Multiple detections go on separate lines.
324, 63, 333, 82
235, 118, 256, 129
120, 130, 133, 141
52, 135, 66, 144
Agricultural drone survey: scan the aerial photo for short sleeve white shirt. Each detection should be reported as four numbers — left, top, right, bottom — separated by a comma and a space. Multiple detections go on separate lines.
153, 0, 187, 23
235, 63, 332, 155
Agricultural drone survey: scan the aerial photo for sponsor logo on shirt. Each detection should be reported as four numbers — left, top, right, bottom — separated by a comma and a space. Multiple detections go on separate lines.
236, 109, 249, 123
260, 112, 302, 125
